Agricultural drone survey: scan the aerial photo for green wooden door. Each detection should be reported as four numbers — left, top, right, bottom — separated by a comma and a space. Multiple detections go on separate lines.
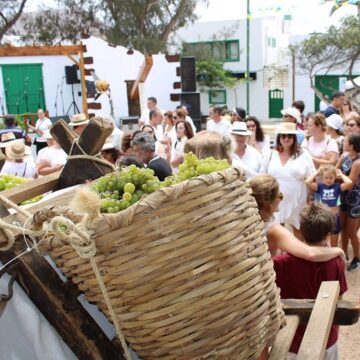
269, 89, 284, 118
2, 63, 46, 114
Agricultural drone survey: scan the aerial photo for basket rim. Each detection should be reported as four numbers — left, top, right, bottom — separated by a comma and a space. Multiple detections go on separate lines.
103, 166, 245, 227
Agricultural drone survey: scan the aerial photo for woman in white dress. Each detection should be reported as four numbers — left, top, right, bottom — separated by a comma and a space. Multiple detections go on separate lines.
260, 123, 315, 239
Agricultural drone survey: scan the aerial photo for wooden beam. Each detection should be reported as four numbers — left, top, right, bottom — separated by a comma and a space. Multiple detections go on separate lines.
78, 47, 88, 116
66, 54, 79, 67
282, 298, 360, 326
268, 315, 300, 360
0, 239, 125, 360
0, 45, 85, 57
129, 54, 153, 100
0, 171, 61, 204
297, 281, 340, 360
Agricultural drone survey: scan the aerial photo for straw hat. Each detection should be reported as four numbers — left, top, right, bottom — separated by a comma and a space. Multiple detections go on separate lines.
276, 122, 299, 135
326, 114, 343, 131
69, 113, 89, 127
230, 121, 252, 136
0, 132, 17, 148
5, 140, 29, 160
102, 137, 116, 151
280, 107, 302, 124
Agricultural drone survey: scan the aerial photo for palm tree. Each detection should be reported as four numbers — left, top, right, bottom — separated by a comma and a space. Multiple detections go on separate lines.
322, 0, 360, 16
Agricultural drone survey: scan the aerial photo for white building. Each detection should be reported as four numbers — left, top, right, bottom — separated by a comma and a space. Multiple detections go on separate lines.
175, 15, 292, 120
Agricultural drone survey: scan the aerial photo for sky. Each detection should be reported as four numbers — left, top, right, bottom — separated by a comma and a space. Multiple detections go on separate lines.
26, 0, 358, 35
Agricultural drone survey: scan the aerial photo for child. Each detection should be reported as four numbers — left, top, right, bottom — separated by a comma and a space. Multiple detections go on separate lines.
305, 164, 353, 247
273, 203, 347, 360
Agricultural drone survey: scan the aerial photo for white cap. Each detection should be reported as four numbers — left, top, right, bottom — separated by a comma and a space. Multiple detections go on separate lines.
281, 107, 302, 124
326, 114, 343, 131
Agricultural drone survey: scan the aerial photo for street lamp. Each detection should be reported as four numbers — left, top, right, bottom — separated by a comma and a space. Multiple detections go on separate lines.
246, 0, 250, 114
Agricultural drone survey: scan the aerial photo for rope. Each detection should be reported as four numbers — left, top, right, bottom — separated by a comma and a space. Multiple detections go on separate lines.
0, 194, 32, 218
67, 138, 115, 170
0, 192, 131, 359
49, 216, 132, 360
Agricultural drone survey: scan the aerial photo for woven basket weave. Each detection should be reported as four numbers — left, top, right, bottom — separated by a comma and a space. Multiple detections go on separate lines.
45, 167, 285, 359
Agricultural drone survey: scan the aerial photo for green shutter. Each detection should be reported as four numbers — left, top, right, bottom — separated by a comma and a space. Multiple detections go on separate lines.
2, 63, 46, 114
269, 89, 284, 118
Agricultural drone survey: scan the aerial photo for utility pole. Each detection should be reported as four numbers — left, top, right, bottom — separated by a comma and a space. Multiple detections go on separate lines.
246, 0, 250, 114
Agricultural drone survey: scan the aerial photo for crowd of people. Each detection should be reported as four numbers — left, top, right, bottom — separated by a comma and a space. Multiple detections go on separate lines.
0, 91, 359, 359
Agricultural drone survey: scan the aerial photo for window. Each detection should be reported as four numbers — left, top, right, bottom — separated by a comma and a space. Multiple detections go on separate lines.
225, 40, 240, 61
183, 40, 239, 62
209, 90, 226, 104
267, 37, 277, 48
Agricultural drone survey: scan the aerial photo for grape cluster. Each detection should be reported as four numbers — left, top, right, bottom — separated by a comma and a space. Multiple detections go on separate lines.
162, 152, 230, 186
0, 175, 43, 205
0, 174, 29, 191
92, 165, 160, 213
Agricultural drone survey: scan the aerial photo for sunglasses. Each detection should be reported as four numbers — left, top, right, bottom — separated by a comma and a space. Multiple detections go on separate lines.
279, 134, 294, 139
277, 192, 284, 201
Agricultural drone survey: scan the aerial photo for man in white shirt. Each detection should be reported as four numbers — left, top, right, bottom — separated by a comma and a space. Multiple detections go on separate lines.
149, 109, 164, 140
139, 97, 159, 126
206, 106, 231, 136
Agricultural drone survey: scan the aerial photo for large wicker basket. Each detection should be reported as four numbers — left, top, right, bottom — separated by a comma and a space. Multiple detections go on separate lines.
44, 167, 285, 359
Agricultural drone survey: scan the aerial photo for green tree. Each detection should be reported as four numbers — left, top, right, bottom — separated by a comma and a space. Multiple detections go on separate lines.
291, 15, 360, 101
0, 0, 28, 42
18, 0, 208, 53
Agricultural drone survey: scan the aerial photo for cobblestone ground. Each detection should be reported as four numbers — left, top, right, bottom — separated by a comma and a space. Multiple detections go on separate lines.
338, 266, 360, 360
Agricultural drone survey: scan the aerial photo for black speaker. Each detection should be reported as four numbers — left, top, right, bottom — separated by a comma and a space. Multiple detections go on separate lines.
65, 65, 80, 84
181, 92, 201, 120
180, 57, 196, 92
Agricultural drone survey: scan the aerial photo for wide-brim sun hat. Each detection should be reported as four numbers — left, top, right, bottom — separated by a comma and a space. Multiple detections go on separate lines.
276, 122, 299, 135
326, 114, 343, 130
68, 113, 90, 127
0, 132, 18, 148
280, 107, 302, 124
5, 140, 29, 160
231, 121, 252, 136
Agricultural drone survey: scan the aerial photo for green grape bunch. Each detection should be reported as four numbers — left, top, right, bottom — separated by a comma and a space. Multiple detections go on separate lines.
161, 152, 230, 186
0, 175, 43, 205
91, 165, 160, 213
92, 154, 230, 214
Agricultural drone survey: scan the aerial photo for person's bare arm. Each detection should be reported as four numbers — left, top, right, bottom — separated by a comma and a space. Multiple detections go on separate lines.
37, 159, 63, 176
267, 224, 345, 262
337, 169, 353, 191
312, 151, 337, 166
305, 168, 320, 191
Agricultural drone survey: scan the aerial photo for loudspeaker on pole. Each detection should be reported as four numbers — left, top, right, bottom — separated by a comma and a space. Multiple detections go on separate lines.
65, 65, 80, 85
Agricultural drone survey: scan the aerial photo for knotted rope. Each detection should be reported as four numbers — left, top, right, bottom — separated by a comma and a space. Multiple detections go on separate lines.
67, 137, 116, 171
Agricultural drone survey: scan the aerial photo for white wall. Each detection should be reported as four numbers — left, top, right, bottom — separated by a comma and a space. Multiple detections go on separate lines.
82, 36, 180, 120
0, 55, 81, 116
175, 16, 291, 120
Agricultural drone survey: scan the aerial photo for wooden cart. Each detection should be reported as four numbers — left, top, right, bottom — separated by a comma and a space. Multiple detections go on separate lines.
0, 117, 359, 359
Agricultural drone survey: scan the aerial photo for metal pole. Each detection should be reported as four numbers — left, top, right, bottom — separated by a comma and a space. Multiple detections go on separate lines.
246, 0, 250, 114
292, 49, 295, 102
